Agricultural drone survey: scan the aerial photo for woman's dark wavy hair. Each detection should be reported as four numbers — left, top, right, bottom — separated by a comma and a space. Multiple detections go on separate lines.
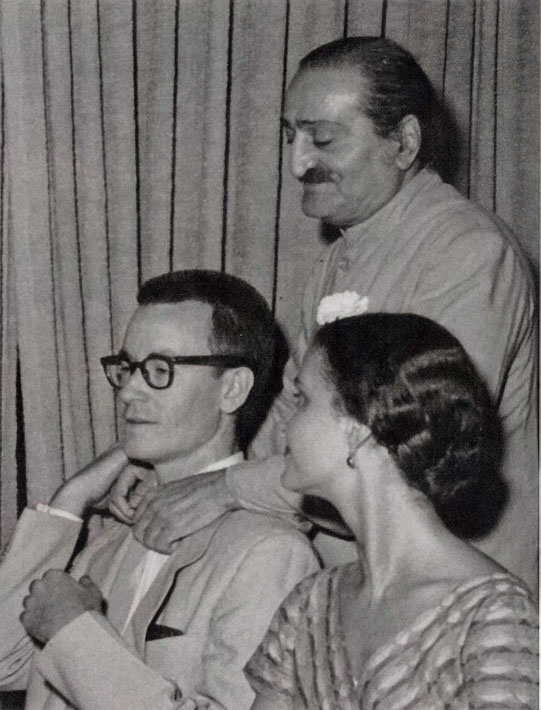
315, 313, 506, 538
299, 37, 442, 168
138, 270, 288, 451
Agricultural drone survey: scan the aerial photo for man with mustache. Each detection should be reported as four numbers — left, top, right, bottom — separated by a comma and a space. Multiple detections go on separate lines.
0, 270, 318, 710
113, 37, 537, 591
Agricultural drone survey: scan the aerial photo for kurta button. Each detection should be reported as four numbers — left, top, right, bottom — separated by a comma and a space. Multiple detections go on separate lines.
338, 258, 349, 271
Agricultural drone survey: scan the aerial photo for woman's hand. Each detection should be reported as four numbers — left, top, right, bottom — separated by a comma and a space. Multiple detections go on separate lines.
49, 444, 129, 518
129, 469, 234, 552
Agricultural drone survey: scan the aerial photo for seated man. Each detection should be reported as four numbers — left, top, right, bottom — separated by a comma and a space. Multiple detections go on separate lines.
0, 270, 319, 710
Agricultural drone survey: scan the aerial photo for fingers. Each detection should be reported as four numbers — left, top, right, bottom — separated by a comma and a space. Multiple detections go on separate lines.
108, 465, 156, 523
21, 570, 103, 643
108, 466, 140, 520
21, 570, 67, 622
132, 520, 175, 554
108, 499, 134, 525
78, 574, 96, 587
129, 470, 159, 511
78, 574, 104, 608
131, 484, 160, 524
131, 471, 228, 553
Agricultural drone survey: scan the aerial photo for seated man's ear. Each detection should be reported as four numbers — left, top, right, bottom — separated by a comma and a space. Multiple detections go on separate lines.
219, 367, 254, 414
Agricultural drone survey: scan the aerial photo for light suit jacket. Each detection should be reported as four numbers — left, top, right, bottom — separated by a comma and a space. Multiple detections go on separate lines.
0, 507, 318, 710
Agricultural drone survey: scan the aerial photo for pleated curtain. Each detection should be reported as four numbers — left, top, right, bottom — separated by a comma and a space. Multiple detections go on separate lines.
0, 0, 538, 551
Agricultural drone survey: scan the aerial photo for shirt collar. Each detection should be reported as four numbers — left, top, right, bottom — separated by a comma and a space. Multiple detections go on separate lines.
197, 451, 244, 475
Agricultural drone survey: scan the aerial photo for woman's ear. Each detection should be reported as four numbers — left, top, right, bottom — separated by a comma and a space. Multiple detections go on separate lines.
219, 367, 255, 414
337, 417, 371, 451
347, 421, 372, 453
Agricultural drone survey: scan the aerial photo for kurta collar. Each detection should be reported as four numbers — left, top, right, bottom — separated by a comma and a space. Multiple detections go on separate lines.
340, 167, 440, 252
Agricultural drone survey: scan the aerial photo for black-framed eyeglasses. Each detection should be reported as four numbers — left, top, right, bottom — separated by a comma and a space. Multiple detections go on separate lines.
101, 353, 252, 390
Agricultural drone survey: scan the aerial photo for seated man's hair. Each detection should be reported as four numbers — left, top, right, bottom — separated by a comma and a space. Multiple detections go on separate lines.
138, 269, 288, 450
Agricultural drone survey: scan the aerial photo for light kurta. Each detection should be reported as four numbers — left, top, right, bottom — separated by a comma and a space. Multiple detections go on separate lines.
246, 167, 537, 590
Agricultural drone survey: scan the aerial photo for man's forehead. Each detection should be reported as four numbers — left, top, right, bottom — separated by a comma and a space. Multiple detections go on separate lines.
123, 301, 213, 352
284, 66, 368, 118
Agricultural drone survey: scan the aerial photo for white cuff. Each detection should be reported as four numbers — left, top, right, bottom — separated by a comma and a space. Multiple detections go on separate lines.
36, 503, 83, 524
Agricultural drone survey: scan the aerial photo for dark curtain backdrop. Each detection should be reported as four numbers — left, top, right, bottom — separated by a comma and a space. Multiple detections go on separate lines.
0, 0, 538, 567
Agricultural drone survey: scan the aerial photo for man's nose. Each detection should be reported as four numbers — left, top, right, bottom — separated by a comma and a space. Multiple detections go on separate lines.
117, 367, 148, 404
288, 133, 317, 179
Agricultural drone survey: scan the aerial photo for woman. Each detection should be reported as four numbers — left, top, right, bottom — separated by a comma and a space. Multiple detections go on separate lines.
245, 313, 538, 709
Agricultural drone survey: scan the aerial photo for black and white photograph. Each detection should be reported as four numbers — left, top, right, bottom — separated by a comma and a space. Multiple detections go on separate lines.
0, 1, 538, 709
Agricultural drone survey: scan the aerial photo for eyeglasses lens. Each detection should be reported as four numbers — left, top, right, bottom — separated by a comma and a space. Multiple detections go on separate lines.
106, 359, 131, 388
145, 357, 172, 388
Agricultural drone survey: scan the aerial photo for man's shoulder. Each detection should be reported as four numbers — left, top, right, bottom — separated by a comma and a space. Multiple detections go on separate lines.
404, 179, 531, 278
409, 174, 521, 253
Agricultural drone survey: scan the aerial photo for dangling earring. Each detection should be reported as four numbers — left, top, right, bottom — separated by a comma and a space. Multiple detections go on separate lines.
346, 431, 372, 469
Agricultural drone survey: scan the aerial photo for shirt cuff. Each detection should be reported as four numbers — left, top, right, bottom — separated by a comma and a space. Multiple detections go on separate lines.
36, 503, 83, 524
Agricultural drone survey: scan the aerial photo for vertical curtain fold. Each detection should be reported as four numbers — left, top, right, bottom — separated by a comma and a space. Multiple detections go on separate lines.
2, 0, 65, 507
0, 0, 538, 550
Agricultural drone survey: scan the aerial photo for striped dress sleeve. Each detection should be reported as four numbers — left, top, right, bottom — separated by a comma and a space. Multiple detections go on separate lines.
461, 584, 539, 709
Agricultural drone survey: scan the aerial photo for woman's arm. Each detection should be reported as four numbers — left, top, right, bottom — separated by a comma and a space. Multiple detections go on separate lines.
114, 456, 352, 554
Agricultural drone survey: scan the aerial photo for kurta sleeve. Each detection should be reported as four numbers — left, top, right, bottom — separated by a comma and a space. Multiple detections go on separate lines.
225, 456, 303, 520
410, 220, 538, 586
411, 221, 536, 426
461, 584, 538, 709
0, 508, 82, 690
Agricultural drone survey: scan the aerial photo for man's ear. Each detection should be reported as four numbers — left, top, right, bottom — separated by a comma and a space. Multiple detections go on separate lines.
219, 367, 255, 414
393, 114, 421, 171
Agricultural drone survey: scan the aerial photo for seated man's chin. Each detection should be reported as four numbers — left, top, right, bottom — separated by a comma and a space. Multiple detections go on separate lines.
123, 440, 154, 465
280, 458, 306, 492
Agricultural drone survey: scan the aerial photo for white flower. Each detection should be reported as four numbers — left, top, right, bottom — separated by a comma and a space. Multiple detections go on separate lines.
316, 291, 369, 325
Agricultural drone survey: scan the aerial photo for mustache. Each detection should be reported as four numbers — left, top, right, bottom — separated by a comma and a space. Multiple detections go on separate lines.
300, 166, 334, 184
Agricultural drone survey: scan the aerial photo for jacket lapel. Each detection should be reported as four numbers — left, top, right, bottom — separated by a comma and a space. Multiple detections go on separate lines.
129, 517, 225, 654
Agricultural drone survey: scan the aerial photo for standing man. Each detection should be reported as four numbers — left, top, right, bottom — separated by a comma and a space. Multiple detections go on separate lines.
114, 38, 537, 591
0, 270, 318, 710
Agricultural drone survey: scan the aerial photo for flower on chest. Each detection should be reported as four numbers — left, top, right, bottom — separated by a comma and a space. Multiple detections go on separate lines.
316, 291, 369, 325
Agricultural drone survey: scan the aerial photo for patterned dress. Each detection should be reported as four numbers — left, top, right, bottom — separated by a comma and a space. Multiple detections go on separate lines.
245, 566, 538, 709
